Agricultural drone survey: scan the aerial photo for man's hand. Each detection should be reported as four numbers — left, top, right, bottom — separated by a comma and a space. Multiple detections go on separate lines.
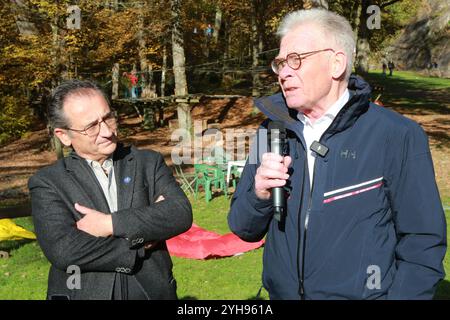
75, 203, 113, 237
254, 153, 292, 200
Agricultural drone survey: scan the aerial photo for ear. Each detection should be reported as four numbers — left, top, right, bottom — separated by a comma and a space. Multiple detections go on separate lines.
331, 51, 347, 80
53, 128, 72, 147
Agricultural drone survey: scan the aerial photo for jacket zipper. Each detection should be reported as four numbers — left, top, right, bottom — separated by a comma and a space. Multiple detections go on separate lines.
298, 132, 327, 300
299, 177, 314, 300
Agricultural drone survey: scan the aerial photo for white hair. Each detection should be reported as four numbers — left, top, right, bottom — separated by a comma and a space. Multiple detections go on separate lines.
276, 9, 355, 80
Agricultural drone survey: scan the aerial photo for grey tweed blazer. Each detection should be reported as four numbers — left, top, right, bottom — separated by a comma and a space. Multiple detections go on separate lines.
28, 144, 192, 300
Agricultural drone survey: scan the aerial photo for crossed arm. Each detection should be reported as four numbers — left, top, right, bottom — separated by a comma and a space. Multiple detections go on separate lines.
75, 195, 165, 250
29, 154, 192, 273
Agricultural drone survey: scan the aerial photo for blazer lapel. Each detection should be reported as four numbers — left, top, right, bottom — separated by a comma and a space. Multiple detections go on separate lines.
65, 153, 112, 214
113, 145, 136, 211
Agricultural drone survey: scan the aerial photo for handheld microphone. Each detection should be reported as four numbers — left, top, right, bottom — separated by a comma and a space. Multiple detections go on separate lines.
268, 121, 287, 222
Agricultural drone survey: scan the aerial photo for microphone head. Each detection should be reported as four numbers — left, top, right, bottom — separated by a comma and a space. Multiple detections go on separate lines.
268, 121, 286, 155
268, 120, 286, 133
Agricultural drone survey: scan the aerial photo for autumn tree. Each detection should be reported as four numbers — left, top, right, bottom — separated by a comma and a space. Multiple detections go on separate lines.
171, 0, 191, 131
0, 0, 422, 146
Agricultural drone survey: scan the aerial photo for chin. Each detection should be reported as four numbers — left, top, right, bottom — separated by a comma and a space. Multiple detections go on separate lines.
285, 97, 307, 110
100, 141, 117, 155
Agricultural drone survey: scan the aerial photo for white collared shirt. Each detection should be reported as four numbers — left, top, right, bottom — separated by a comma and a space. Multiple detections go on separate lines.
85, 157, 118, 213
297, 89, 350, 188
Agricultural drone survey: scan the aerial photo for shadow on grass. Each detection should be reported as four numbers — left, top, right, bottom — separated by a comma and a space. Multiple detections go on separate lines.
361, 73, 450, 116
0, 129, 50, 161
217, 97, 238, 123
247, 286, 267, 300
361, 72, 450, 148
435, 280, 450, 300
427, 131, 450, 149
0, 201, 31, 219
0, 238, 35, 253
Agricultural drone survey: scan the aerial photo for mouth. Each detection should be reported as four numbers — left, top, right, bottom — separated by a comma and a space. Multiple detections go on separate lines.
99, 140, 115, 146
283, 87, 299, 94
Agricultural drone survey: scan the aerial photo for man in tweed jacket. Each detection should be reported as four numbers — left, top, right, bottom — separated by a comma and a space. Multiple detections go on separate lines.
28, 80, 192, 300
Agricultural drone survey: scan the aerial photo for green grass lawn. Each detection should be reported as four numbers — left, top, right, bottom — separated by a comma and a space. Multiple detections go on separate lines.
0, 196, 448, 300
363, 70, 449, 118
0, 217, 49, 300
0, 195, 269, 300
435, 196, 450, 299
173, 195, 268, 300
0, 71, 448, 300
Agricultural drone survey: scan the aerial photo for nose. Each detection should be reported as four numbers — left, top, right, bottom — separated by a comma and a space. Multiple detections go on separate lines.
277, 63, 294, 81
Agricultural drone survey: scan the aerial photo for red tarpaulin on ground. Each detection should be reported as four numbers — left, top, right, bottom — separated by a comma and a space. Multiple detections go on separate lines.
167, 223, 264, 260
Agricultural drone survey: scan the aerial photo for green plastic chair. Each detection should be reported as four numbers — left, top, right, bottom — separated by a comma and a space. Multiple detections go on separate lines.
174, 165, 196, 196
194, 164, 228, 202
229, 166, 243, 190
211, 165, 228, 196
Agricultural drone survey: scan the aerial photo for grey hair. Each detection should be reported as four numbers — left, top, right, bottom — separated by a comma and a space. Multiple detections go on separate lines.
276, 9, 355, 80
48, 79, 110, 130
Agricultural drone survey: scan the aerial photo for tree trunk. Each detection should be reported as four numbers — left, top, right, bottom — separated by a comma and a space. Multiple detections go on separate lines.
251, 13, 261, 98
137, 1, 156, 99
213, 4, 222, 44
355, 0, 371, 74
171, 0, 191, 131
251, 0, 268, 100
112, 63, 119, 99
160, 43, 167, 97
51, 14, 64, 160
351, 1, 362, 41
51, 17, 59, 90
221, 19, 230, 84
106, 0, 119, 11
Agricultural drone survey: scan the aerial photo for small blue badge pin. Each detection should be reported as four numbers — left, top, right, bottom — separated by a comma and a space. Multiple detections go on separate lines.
124, 176, 131, 184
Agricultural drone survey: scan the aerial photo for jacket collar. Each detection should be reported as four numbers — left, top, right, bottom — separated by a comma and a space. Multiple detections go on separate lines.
65, 143, 136, 212
112, 144, 136, 211
254, 74, 371, 137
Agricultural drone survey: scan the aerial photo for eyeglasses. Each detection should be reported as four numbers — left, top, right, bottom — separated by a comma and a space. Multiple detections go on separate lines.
271, 48, 335, 75
66, 111, 118, 137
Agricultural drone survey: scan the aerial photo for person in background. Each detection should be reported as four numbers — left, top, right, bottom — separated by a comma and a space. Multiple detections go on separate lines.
388, 60, 395, 76
382, 61, 387, 76
123, 70, 139, 98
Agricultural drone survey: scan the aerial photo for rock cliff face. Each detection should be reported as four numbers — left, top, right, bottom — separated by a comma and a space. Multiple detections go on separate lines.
389, 0, 449, 78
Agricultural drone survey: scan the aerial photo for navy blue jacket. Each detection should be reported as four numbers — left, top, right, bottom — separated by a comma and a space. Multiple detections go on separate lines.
228, 75, 446, 300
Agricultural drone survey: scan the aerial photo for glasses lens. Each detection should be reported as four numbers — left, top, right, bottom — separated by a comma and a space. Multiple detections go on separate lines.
287, 53, 301, 70
85, 122, 100, 136
271, 60, 280, 74
105, 113, 117, 127
272, 59, 287, 75
80, 112, 118, 137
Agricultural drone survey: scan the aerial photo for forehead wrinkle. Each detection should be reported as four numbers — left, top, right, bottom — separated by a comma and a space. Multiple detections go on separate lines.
64, 92, 110, 128
279, 23, 328, 58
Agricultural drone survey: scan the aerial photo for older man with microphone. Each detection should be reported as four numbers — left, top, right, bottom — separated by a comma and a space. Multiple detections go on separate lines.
228, 8, 446, 300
